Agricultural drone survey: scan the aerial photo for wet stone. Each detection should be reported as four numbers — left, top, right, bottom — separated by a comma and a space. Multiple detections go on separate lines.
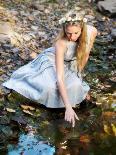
11, 115, 27, 126
111, 28, 116, 39
0, 115, 10, 125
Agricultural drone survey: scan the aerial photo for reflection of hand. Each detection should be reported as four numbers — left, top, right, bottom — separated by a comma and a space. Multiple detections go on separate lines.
65, 104, 79, 127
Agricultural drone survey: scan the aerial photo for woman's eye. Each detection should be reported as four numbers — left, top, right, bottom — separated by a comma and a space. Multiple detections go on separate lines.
75, 32, 78, 34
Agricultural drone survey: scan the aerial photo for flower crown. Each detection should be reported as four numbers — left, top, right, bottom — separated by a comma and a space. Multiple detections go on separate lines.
59, 14, 87, 25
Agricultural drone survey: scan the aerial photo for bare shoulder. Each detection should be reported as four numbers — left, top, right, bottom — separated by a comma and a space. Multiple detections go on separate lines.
55, 39, 67, 49
87, 25, 97, 35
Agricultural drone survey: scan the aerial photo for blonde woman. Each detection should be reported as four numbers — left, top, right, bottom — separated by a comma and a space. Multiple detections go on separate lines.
2, 12, 97, 127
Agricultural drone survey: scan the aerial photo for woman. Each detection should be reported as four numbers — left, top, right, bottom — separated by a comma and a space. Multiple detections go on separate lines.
2, 12, 97, 127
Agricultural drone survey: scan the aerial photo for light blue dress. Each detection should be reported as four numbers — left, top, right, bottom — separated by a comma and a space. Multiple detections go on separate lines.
2, 40, 90, 108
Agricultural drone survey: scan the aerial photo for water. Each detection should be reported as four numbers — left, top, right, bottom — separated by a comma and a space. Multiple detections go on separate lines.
0, 90, 116, 155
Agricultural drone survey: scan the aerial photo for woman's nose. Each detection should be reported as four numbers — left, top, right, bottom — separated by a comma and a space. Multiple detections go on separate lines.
69, 34, 74, 40
69, 34, 73, 39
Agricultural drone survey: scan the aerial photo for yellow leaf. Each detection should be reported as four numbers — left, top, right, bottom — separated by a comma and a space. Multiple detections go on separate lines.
111, 123, 116, 136
104, 124, 111, 135
23, 110, 33, 115
6, 108, 16, 113
20, 104, 35, 111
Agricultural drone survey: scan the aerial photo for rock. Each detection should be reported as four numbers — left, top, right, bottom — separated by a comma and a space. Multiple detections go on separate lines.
97, 0, 116, 17
44, 9, 50, 14
0, 22, 13, 43
111, 28, 116, 39
12, 47, 20, 53
31, 25, 38, 31
9, 10, 19, 16
28, 15, 35, 21
0, 22, 22, 46
11, 116, 27, 125
38, 31, 46, 37
2, 44, 13, 50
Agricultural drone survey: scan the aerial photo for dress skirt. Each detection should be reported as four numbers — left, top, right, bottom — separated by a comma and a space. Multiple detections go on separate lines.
2, 47, 90, 108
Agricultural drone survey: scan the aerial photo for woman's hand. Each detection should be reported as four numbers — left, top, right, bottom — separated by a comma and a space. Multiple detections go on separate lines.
65, 104, 79, 127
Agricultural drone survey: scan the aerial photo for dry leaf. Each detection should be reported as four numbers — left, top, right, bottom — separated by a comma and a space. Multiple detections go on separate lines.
6, 108, 16, 113
103, 124, 111, 135
20, 104, 35, 110
23, 110, 34, 115
28, 15, 34, 21
80, 135, 90, 143
102, 112, 116, 118
30, 52, 37, 59
111, 123, 116, 136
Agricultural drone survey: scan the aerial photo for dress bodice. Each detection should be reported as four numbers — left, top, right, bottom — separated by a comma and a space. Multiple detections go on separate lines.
64, 40, 77, 61
43, 40, 77, 61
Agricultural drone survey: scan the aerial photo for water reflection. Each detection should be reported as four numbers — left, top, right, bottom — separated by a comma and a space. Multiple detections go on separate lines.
8, 132, 55, 155
1, 91, 115, 155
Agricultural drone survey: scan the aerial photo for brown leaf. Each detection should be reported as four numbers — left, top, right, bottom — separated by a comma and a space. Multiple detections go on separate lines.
28, 15, 34, 21
21, 104, 35, 111
80, 135, 90, 143
30, 52, 37, 59
102, 112, 116, 118
23, 110, 34, 115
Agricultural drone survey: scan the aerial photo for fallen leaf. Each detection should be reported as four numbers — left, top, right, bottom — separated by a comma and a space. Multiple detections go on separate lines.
20, 104, 35, 110
6, 108, 16, 113
80, 135, 90, 143
111, 123, 116, 136
23, 110, 34, 115
30, 52, 37, 59
102, 112, 116, 118
103, 124, 111, 135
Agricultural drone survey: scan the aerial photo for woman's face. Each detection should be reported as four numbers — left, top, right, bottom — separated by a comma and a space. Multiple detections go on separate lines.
65, 24, 82, 42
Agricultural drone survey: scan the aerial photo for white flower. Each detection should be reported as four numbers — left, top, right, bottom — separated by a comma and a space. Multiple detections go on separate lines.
66, 16, 72, 21
75, 17, 79, 21
59, 15, 87, 25
72, 18, 76, 21
83, 18, 87, 23
59, 17, 66, 24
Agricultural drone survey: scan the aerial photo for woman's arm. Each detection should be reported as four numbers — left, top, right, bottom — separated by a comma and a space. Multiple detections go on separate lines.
80, 25, 97, 72
55, 39, 79, 127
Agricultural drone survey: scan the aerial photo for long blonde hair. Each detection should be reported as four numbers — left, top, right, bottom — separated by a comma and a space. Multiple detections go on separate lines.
54, 21, 88, 72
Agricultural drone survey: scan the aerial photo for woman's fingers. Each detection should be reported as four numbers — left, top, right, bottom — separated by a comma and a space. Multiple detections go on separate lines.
65, 109, 79, 127
65, 114, 75, 127
74, 113, 79, 120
